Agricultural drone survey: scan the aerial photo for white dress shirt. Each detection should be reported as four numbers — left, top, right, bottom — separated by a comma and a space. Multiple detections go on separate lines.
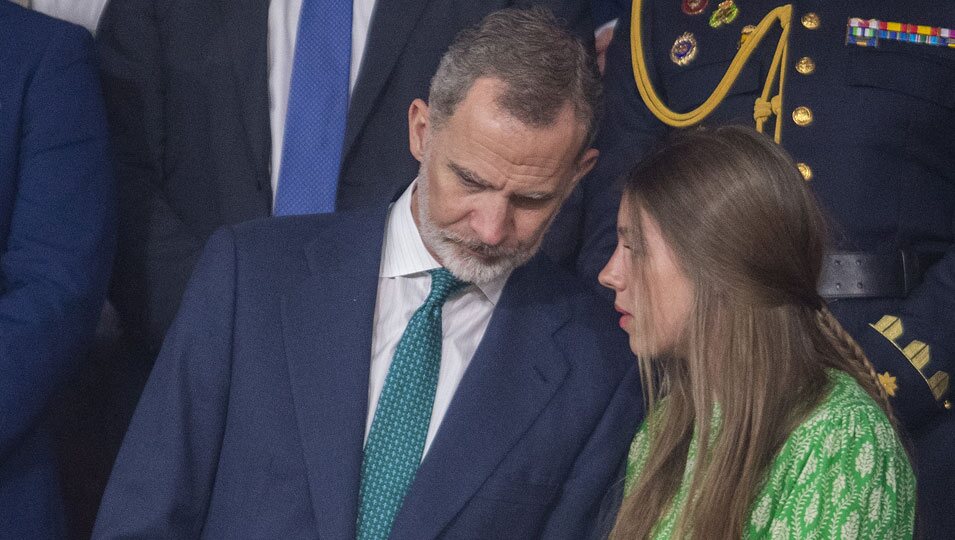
268, 0, 377, 200
367, 181, 510, 457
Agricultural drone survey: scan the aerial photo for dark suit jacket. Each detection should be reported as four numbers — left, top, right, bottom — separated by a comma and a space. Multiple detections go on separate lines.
0, 3, 115, 537
597, 0, 955, 534
93, 206, 641, 538
95, 0, 596, 355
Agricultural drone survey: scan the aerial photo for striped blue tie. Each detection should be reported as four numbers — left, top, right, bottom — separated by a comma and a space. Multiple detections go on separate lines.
357, 269, 469, 539
274, 0, 351, 215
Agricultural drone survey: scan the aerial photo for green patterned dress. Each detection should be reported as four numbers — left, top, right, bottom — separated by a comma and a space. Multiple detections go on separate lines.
624, 371, 916, 539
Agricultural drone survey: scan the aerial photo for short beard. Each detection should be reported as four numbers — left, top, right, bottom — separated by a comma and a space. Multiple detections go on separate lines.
416, 166, 540, 285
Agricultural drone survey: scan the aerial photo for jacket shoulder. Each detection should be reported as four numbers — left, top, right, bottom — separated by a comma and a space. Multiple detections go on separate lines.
0, 3, 92, 53
221, 206, 389, 275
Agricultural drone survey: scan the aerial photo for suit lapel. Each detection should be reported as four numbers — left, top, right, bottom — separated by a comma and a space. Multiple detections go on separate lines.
342, 0, 432, 162
281, 208, 388, 538
390, 256, 572, 539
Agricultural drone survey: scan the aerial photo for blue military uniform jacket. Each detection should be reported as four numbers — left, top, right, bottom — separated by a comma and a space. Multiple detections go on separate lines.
597, 0, 954, 535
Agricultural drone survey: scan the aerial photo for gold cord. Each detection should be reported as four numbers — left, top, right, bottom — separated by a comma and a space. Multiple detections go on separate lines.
629, 1, 794, 143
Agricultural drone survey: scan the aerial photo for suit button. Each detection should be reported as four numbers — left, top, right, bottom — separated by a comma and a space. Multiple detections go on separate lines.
792, 106, 813, 126
801, 12, 821, 29
796, 56, 816, 75
796, 162, 813, 181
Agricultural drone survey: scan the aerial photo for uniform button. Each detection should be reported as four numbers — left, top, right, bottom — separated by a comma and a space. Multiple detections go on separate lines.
945, 400, 952, 410
796, 162, 813, 181
801, 12, 821, 29
792, 106, 814, 126
796, 56, 816, 75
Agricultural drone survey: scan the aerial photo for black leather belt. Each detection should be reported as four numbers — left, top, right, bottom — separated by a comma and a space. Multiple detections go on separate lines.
818, 249, 942, 300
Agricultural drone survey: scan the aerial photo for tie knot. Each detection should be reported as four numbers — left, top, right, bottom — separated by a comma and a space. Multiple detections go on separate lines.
426, 268, 468, 305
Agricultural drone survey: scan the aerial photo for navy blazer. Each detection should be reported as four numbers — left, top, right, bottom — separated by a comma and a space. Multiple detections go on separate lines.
0, 3, 115, 538
94, 207, 642, 539
596, 0, 955, 534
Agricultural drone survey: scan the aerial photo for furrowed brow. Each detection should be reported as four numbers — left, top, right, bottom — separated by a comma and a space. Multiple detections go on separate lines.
448, 162, 490, 187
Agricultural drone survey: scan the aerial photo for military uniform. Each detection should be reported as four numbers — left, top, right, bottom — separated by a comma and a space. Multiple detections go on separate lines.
596, 0, 954, 535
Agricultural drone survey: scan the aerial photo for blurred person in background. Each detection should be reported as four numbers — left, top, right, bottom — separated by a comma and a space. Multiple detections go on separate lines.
70, 0, 602, 536
0, 2, 115, 537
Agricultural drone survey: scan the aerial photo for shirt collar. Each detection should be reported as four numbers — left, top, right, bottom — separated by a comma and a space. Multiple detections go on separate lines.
379, 180, 509, 305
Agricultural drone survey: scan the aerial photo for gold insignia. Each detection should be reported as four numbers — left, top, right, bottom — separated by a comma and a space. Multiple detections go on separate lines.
928, 372, 950, 402
878, 372, 898, 397
902, 340, 930, 371
796, 162, 813, 181
872, 315, 904, 341
870, 315, 951, 403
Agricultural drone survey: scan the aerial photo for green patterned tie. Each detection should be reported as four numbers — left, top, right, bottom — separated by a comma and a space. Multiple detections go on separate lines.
357, 268, 468, 540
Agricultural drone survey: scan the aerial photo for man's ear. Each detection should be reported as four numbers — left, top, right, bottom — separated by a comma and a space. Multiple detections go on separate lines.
570, 148, 600, 187
408, 99, 430, 163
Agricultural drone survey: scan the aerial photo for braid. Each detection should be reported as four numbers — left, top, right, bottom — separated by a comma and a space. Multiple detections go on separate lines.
814, 306, 903, 436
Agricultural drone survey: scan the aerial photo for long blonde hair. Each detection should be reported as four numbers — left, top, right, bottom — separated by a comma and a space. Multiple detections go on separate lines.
610, 127, 899, 539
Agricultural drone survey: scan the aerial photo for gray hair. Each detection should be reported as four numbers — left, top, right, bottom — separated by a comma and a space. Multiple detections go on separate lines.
428, 7, 602, 149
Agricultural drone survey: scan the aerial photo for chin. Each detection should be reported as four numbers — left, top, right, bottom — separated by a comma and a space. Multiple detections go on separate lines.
443, 249, 517, 285
430, 233, 530, 284
627, 336, 641, 357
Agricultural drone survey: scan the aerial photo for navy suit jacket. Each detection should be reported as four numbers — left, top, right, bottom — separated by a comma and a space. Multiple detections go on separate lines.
95, 0, 597, 356
94, 207, 642, 539
0, 3, 115, 537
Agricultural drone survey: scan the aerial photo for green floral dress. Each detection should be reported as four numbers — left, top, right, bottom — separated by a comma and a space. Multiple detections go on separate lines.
624, 371, 916, 539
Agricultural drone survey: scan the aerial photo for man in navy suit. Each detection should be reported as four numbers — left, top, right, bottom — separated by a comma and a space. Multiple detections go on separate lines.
94, 9, 640, 539
78, 2, 603, 536
0, 2, 115, 537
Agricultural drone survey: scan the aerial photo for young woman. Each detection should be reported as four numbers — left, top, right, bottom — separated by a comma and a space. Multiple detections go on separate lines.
599, 127, 915, 539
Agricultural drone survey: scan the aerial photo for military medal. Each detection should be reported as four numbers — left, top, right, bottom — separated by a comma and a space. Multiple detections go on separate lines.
847, 18, 955, 48
682, 0, 708, 16
670, 32, 699, 65
709, 0, 740, 28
